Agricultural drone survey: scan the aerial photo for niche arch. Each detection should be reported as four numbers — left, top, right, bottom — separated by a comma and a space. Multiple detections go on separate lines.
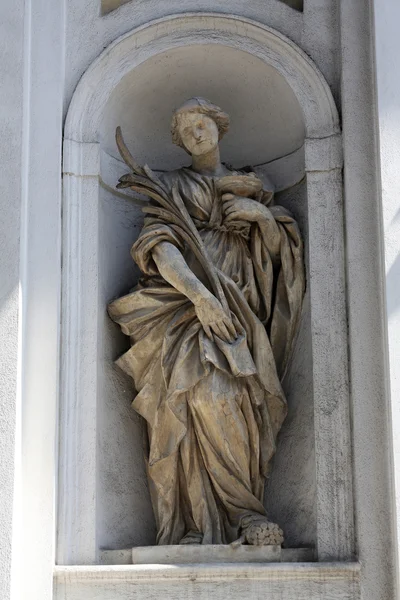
59, 13, 351, 565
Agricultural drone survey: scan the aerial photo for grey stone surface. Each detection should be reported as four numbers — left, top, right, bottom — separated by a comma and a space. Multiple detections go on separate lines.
341, 0, 399, 598
131, 545, 282, 564
54, 562, 360, 600
102, 0, 304, 17
101, 44, 305, 172
64, 1, 303, 117
0, 1, 64, 599
0, 1, 24, 597
307, 168, 354, 561
373, 6, 400, 599
97, 185, 156, 549
280, 0, 303, 10
95, 163, 315, 551
0, 1, 396, 598
100, 549, 132, 565
59, 12, 356, 569
102, 0, 131, 15
99, 545, 315, 565
95, 164, 316, 552
265, 180, 316, 549
61, 14, 333, 562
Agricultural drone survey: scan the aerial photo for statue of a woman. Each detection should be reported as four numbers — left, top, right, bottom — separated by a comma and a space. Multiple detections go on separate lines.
108, 97, 305, 546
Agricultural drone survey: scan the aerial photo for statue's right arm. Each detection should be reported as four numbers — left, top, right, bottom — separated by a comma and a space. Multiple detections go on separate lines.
152, 241, 236, 342
152, 241, 212, 306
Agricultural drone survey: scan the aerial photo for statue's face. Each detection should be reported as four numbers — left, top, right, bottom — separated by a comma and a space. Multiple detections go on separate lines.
177, 113, 219, 156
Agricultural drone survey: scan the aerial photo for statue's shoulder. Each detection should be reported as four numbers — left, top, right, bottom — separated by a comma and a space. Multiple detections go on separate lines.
158, 167, 189, 190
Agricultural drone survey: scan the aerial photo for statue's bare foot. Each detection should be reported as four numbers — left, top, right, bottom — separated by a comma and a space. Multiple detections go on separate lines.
243, 520, 284, 546
179, 530, 203, 545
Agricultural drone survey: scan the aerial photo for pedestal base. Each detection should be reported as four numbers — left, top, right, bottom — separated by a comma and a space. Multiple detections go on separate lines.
100, 545, 315, 565
55, 562, 361, 600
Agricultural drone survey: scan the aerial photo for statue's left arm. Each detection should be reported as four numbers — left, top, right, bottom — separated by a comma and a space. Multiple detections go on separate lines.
222, 193, 281, 260
222, 191, 305, 378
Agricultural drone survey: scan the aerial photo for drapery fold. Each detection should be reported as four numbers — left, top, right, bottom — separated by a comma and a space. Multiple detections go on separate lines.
108, 168, 304, 544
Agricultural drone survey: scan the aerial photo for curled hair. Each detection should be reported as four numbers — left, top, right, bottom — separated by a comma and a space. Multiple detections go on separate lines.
171, 97, 230, 149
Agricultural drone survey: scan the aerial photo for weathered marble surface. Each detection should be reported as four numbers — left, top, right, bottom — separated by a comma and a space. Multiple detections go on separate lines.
109, 98, 305, 547
55, 562, 361, 600
99, 545, 315, 565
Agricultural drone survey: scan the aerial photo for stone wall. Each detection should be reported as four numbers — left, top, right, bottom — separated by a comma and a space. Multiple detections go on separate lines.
0, 1, 399, 599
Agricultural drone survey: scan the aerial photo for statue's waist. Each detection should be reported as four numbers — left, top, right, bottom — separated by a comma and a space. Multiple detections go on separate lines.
193, 218, 250, 240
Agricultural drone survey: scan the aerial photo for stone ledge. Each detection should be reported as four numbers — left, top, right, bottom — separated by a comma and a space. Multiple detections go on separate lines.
55, 561, 360, 582
99, 545, 315, 565
54, 562, 361, 600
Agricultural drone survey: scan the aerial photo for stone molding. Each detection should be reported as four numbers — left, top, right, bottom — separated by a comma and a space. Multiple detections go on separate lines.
55, 562, 360, 582
65, 13, 339, 145
102, 0, 304, 18
60, 13, 353, 565
305, 135, 343, 172
63, 140, 100, 177
54, 563, 361, 599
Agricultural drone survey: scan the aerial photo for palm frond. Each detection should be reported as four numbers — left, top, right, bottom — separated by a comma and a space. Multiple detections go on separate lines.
115, 127, 229, 313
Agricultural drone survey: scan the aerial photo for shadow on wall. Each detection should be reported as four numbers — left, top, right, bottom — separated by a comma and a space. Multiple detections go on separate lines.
279, 0, 303, 10
102, 0, 130, 15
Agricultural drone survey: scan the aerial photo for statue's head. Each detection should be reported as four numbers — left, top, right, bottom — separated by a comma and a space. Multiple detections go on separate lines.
171, 97, 230, 156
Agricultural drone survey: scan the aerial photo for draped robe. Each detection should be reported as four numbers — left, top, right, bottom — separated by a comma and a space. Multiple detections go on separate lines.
108, 167, 305, 545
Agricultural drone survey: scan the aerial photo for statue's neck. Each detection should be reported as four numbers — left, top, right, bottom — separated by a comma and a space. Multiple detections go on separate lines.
191, 147, 226, 177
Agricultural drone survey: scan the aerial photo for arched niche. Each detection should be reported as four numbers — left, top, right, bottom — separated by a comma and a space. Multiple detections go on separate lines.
59, 13, 351, 566
98, 42, 310, 556
100, 45, 305, 170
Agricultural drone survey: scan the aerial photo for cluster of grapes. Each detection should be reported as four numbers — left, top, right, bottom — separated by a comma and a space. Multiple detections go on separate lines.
244, 521, 284, 546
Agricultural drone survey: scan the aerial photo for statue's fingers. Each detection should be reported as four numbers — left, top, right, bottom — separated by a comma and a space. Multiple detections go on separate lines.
222, 196, 241, 205
203, 323, 213, 340
224, 212, 241, 222
221, 193, 234, 201
221, 320, 236, 342
211, 322, 225, 340
218, 322, 232, 342
223, 318, 237, 339
212, 322, 230, 342
224, 205, 238, 215
222, 200, 236, 210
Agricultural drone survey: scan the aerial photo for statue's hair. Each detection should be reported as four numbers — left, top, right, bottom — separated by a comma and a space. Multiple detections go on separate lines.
171, 97, 230, 149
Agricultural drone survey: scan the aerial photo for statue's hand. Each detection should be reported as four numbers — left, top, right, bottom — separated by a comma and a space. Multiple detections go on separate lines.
222, 194, 272, 223
194, 293, 236, 343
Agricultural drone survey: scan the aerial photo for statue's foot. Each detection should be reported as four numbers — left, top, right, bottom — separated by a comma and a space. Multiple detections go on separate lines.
242, 520, 284, 546
179, 530, 203, 545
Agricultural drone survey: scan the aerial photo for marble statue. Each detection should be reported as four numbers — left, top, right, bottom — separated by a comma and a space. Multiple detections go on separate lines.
108, 97, 305, 547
